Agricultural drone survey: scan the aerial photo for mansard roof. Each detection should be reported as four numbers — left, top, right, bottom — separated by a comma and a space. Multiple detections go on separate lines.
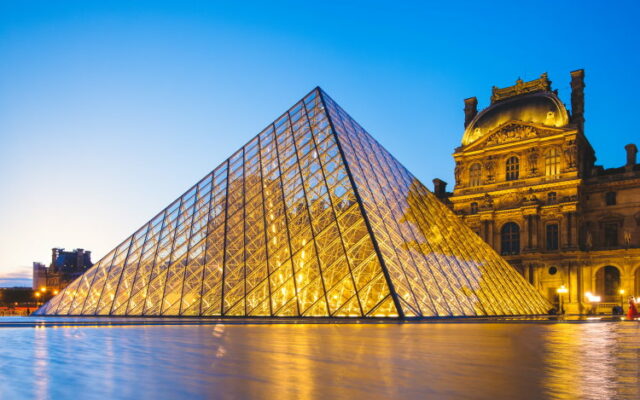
462, 75, 570, 147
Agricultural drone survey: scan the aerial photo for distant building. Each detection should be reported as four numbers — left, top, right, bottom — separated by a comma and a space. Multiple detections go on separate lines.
32, 262, 47, 290
32, 248, 93, 291
436, 70, 640, 314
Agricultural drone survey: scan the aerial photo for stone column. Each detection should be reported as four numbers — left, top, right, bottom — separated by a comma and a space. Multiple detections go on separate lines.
568, 263, 580, 313
561, 213, 570, 249
578, 264, 584, 314
531, 215, 539, 250
570, 212, 578, 250
523, 215, 531, 250
566, 212, 573, 248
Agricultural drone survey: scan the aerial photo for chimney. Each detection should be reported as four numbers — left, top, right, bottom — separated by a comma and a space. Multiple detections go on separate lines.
570, 69, 585, 132
432, 178, 448, 198
464, 97, 478, 128
76, 249, 84, 268
51, 248, 59, 267
625, 143, 637, 171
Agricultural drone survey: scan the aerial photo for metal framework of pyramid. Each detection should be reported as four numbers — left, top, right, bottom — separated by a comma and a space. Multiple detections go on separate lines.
35, 88, 549, 318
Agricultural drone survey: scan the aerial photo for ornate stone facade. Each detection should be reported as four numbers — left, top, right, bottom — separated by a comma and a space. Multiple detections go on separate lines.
437, 70, 640, 314
32, 248, 93, 291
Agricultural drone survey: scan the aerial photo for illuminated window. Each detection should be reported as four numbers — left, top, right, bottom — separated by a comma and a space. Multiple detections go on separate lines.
605, 191, 616, 206
501, 222, 520, 255
545, 148, 560, 176
505, 156, 519, 181
546, 224, 559, 250
469, 163, 482, 187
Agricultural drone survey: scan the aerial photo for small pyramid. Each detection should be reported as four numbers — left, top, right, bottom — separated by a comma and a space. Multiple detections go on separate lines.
35, 88, 549, 318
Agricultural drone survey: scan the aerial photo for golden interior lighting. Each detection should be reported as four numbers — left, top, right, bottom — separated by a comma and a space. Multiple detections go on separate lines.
33, 87, 549, 318
585, 292, 601, 303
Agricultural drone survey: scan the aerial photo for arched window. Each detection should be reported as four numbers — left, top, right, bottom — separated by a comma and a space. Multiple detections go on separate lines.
506, 156, 519, 181
596, 266, 621, 300
469, 163, 482, 187
501, 222, 520, 255
545, 148, 561, 177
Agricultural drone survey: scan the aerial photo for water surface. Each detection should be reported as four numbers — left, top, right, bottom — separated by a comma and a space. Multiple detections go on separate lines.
1, 319, 638, 399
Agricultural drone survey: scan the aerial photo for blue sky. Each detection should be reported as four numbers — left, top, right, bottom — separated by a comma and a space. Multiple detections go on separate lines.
1, 1, 639, 286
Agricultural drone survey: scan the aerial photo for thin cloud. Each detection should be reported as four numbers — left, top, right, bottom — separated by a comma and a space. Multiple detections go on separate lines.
0, 267, 32, 288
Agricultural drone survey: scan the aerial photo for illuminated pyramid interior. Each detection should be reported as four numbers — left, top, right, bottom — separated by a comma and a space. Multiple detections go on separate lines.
36, 88, 549, 318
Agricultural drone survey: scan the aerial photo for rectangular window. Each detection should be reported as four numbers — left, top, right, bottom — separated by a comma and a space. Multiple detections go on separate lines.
604, 223, 618, 247
546, 224, 559, 250
545, 148, 560, 177
506, 157, 519, 181
605, 192, 616, 206
469, 163, 482, 187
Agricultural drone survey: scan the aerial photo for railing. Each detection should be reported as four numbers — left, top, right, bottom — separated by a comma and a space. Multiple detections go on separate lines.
593, 302, 621, 314
0, 308, 32, 317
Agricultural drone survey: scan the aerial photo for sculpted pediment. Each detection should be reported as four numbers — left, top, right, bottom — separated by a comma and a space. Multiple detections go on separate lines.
464, 121, 565, 151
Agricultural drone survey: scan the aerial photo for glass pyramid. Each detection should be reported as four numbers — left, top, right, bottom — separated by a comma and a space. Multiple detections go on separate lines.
35, 88, 549, 318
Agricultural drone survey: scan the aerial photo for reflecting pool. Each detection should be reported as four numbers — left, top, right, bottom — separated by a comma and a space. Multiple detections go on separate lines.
0, 320, 639, 399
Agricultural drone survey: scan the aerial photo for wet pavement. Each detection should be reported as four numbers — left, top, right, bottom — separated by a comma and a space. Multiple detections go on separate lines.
0, 318, 638, 399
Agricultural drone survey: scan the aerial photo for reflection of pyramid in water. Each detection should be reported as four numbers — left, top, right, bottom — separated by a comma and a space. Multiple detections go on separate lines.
36, 88, 549, 318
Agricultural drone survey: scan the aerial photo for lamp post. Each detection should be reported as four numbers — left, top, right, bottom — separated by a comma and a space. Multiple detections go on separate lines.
557, 285, 568, 315
34, 291, 41, 308
619, 289, 626, 313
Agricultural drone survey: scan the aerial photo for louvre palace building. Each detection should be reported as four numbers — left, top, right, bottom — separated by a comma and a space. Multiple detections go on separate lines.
436, 70, 640, 314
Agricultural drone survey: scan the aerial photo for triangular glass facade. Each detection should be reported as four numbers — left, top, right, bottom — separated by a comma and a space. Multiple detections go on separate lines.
35, 88, 549, 318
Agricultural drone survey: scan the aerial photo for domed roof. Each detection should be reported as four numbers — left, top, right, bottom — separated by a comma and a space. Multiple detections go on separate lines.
462, 91, 570, 146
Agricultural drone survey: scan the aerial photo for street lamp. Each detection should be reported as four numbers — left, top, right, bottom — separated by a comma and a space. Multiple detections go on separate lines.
585, 292, 601, 315
619, 289, 626, 312
34, 291, 41, 307
557, 285, 568, 314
